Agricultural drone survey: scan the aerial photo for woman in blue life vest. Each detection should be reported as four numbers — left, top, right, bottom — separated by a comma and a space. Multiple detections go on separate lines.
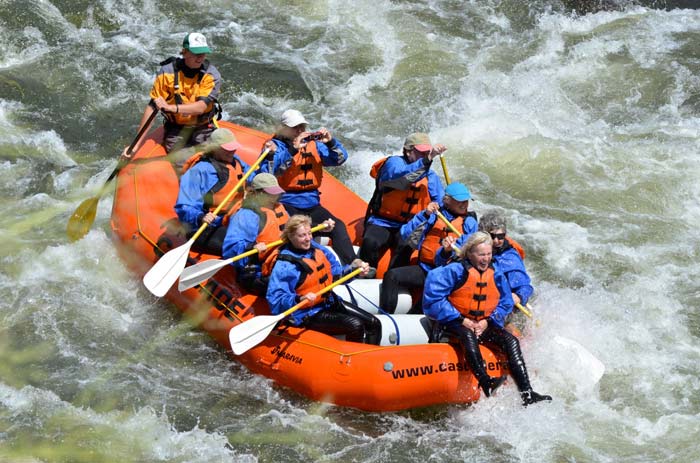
266, 215, 381, 345
360, 132, 446, 270
379, 182, 477, 314
174, 128, 250, 255
257, 109, 359, 267
478, 210, 534, 307
423, 232, 551, 406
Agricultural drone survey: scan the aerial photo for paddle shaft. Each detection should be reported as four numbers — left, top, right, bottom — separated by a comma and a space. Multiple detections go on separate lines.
189, 149, 270, 243
440, 155, 451, 185
106, 108, 160, 183
515, 302, 532, 317
228, 267, 364, 355
178, 224, 328, 291
281, 267, 364, 317
435, 210, 461, 237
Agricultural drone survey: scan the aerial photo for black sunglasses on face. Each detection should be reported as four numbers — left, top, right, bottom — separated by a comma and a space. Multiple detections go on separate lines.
490, 232, 506, 240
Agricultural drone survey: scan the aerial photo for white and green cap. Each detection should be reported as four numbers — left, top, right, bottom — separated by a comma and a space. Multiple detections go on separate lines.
182, 32, 211, 54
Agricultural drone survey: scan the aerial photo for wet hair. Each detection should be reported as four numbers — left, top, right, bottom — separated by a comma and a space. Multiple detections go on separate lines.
461, 231, 493, 257
478, 210, 507, 234
282, 214, 312, 242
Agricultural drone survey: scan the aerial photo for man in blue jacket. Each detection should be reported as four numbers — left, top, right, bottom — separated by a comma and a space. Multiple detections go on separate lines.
258, 109, 358, 267
360, 132, 446, 270
379, 182, 477, 313
174, 128, 250, 254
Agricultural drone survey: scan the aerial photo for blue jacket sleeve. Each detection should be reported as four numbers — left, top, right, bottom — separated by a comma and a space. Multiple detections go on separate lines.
257, 139, 290, 175
496, 249, 534, 305
174, 164, 219, 229
427, 171, 445, 204
490, 269, 515, 328
378, 155, 432, 189
221, 209, 262, 268
318, 138, 348, 166
422, 263, 465, 324
266, 259, 302, 316
399, 209, 434, 242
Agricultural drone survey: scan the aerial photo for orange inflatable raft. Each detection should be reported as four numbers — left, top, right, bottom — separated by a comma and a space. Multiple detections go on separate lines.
110, 121, 507, 412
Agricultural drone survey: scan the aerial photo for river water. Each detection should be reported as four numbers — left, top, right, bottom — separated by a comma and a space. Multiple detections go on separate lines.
1, 1, 699, 462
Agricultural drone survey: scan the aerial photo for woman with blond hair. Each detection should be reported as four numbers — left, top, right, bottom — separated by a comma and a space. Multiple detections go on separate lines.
265, 215, 381, 344
423, 232, 551, 406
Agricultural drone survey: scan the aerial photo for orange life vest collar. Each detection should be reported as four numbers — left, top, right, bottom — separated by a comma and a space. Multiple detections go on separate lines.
447, 261, 501, 321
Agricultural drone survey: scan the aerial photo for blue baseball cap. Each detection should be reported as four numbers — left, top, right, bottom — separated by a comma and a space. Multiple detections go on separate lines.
445, 182, 471, 201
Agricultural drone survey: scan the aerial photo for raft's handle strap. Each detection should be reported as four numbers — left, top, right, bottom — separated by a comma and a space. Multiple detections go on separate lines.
341, 283, 401, 346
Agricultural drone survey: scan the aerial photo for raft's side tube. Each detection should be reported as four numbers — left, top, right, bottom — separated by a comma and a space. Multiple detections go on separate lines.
375, 314, 432, 346
333, 279, 413, 314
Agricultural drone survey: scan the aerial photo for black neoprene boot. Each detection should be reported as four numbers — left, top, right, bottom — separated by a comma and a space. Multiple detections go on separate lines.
479, 375, 507, 397
521, 389, 552, 406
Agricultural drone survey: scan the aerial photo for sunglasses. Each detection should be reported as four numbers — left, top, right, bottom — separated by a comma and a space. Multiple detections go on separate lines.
489, 232, 506, 240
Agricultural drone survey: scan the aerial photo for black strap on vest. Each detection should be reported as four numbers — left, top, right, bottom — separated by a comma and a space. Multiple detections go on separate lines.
159, 57, 211, 104
276, 253, 329, 289
158, 57, 214, 124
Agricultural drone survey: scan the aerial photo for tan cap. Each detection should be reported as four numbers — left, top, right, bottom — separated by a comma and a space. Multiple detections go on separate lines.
403, 132, 432, 152
209, 128, 241, 151
251, 173, 285, 194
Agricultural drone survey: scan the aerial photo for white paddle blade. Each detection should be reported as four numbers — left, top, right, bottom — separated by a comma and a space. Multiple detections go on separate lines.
553, 335, 605, 385
178, 258, 229, 291
143, 239, 194, 297
229, 314, 284, 355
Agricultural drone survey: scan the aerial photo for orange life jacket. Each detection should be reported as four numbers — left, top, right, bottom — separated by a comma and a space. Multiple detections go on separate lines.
276, 140, 323, 192
181, 152, 245, 219
368, 157, 431, 224
255, 204, 289, 261
418, 212, 472, 266
507, 236, 526, 260
157, 57, 220, 126
262, 247, 333, 303
447, 262, 501, 321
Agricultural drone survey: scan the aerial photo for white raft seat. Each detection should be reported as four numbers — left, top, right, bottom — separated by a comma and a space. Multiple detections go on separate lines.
333, 278, 435, 346
320, 243, 436, 346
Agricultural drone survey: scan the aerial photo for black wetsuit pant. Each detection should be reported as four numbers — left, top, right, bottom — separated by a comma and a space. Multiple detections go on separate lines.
379, 264, 427, 314
283, 203, 357, 265
443, 319, 533, 391
301, 299, 381, 345
190, 225, 227, 256
359, 223, 414, 269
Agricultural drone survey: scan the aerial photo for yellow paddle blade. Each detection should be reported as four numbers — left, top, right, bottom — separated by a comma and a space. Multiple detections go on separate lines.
66, 197, 99, 242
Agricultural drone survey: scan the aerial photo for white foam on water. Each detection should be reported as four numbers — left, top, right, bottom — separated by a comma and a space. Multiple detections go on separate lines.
1, 1, 700, 462
0, 100, 75, 167
0, 383, 256, 462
